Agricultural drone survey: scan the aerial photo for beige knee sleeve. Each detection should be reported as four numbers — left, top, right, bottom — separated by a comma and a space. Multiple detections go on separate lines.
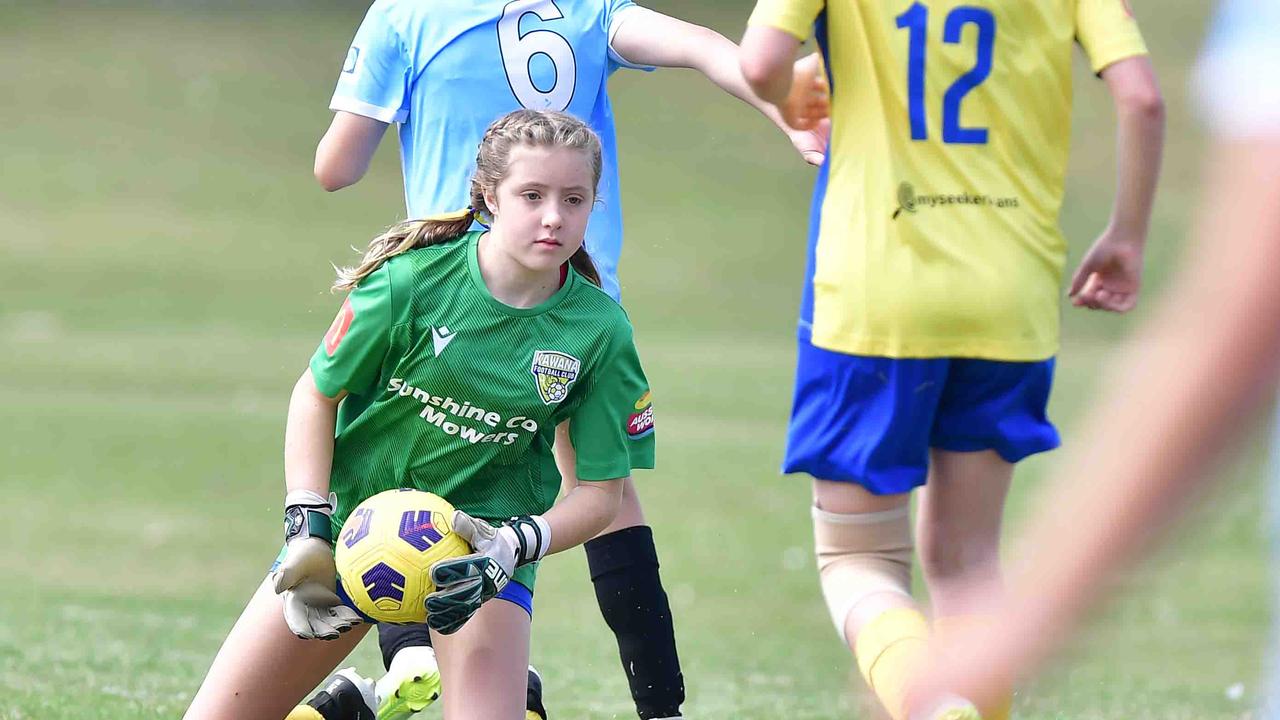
813, 504, 914, 639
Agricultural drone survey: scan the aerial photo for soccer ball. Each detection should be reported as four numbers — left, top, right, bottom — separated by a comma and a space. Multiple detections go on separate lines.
334, 489, 472, 624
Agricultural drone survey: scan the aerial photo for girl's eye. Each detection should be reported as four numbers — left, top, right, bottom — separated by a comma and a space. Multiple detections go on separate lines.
522, 192, 541, 201
566, 196, 583, 206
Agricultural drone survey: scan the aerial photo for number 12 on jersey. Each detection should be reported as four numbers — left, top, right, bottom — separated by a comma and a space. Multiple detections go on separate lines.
896, 3, 996, 145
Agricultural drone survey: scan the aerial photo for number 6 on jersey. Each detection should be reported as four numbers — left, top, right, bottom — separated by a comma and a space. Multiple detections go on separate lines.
499, 0, 578, 110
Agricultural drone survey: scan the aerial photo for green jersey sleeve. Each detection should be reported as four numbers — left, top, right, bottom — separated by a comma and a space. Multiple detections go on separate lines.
309, 263, 397, 398
569, 323, 656, 481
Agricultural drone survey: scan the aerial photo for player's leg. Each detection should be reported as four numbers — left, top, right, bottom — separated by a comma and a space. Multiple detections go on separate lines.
785, 342, 949, 720
184, 577, 369, 720
373, 624, 442, 720
556, 422, 685, 720
916, 450, 1012, 617
921, 357, 1061, 720
915, 449, 1013, 720
295, 620, 550, 720
430, 587, 534, 720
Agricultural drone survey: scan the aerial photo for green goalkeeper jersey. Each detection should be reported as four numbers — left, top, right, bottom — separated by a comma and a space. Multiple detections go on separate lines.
310, 232, 655, 589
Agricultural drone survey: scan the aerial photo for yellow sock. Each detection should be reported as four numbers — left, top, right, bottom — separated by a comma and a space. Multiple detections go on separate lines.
284, 707, 325, 720
854, 607, 930, 720
933, 615, 1013, 720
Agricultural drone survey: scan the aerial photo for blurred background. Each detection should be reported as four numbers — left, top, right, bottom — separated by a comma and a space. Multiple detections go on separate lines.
0, 2, 1264, 718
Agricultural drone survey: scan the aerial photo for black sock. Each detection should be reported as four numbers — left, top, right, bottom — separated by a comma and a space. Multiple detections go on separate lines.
305, 673, 376, 720
376, 622, 433, 671
585, 525, 684, 720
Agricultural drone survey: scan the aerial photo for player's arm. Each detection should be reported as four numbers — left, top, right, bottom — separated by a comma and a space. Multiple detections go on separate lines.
739, 0, 828, 131
543, 478, 625, 552
739, 25, 801, 111
274, 268, 397, 639
610, 8, 828, 164
1069, 56, 1166, 312
314, 112, 391, 192
272, 369, 364, 640
906, 136, 1280, 718
283, 368, 344, 497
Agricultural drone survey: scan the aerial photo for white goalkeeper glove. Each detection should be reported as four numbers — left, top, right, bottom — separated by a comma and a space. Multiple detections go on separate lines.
424, 511, 550, 634
270, 489, 362, 640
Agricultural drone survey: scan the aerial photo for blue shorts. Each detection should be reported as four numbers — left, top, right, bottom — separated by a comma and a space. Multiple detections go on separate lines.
269, 548, 534, 620
784, 339, 1061, 495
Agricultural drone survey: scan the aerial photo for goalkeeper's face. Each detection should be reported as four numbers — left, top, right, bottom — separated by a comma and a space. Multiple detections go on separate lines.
485, 144, 594, 273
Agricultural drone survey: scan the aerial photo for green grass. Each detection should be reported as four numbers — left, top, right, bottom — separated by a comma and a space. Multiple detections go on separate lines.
0, 3, 1266, 719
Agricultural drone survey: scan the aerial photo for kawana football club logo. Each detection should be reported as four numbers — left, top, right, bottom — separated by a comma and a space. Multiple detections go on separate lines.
530, 350, 581, 405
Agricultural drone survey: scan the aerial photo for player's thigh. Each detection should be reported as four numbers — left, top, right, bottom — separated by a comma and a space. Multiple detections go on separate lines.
184, 577, 368, 720
919, 357, 1059, 572
917, 449, 1014, 558
786, 341, 948, 496
431, 595, 532, 720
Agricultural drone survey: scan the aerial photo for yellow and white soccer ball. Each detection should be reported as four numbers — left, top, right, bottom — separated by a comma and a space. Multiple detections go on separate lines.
334, 489, 471, 624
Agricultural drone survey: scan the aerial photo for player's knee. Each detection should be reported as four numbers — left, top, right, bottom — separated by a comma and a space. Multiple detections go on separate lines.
918, 530, 998, 585
812, 504, 914, 641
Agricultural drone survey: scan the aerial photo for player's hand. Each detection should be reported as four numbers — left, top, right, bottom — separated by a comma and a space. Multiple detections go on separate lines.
788, 117, 830, 167
423, 511, 550, 634
779, 52, 830, 132
1068, 229, 1146, 313
272, 536, 363, 640
270, 489, 362, 640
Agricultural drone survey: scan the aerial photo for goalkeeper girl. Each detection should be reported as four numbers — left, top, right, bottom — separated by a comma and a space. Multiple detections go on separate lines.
184, 109, 655, 720
306, 3, 826, 719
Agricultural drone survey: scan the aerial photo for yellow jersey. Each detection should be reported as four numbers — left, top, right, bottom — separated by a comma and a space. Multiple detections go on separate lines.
749, 0, 1148, 360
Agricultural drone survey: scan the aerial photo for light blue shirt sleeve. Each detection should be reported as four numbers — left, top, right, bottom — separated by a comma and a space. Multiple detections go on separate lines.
330, 1, 411, 124
605, 0, 656, 73
1193, 0, 1280, 137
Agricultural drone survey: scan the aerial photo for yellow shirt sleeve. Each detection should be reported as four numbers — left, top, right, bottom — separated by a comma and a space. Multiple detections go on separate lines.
747, 0, 824, 42
1076, 0, 1149, 73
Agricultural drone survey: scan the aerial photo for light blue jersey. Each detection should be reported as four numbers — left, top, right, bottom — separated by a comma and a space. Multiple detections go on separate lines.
1194, 0, 1280, 138
331, 0, 652, 301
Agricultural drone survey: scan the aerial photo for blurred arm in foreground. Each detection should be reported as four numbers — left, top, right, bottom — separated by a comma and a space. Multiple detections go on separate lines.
907, 2, 1280, 712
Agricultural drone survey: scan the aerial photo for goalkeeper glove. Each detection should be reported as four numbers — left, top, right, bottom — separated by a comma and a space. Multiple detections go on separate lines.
424, 511, 550, 634
271, 489, 362, 640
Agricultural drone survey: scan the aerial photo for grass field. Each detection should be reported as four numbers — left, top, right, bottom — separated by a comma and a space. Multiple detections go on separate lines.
0, 2, 1268, 719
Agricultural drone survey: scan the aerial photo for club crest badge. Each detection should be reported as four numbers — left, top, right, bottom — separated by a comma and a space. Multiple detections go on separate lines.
530, 350, 581, 405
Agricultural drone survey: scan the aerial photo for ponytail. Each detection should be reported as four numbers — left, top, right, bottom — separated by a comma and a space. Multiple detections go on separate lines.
569, 246, 601, 288
333, 208, 475, 291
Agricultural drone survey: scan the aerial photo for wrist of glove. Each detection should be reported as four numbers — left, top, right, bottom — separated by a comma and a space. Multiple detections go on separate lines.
272, 489, 361, 640
283, 489, 335, 545
424, 511, 551, 634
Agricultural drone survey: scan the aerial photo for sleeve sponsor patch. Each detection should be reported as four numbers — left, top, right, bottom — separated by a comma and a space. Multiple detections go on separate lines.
324, 297, 355, 356
343, 46, 360, 74
627, 392, 654, 439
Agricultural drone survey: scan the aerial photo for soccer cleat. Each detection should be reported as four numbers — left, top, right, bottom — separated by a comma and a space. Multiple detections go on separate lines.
289, 668, 377, 720
526, 666, 548, 720
376, 646, 442, 720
